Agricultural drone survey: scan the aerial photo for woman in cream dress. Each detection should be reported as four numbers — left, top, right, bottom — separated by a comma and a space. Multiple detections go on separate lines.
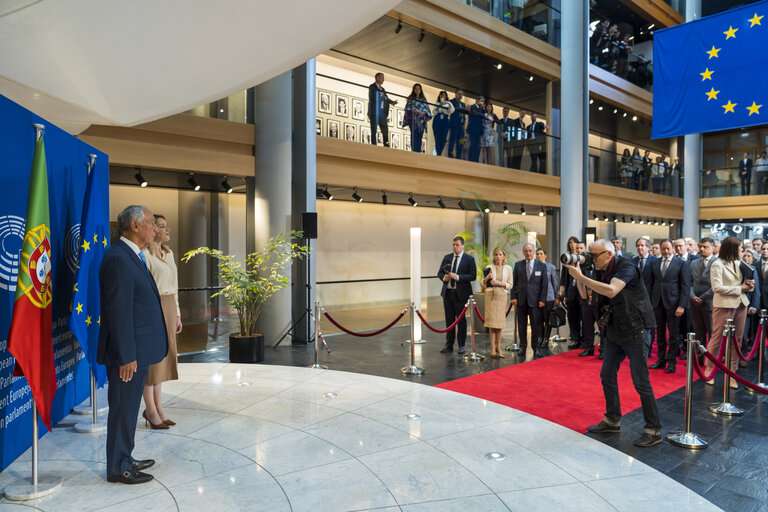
482, 248, 513, 358
141, 214, 182, 428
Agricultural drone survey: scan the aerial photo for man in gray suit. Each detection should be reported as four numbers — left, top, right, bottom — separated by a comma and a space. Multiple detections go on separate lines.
689, 238, 715, 349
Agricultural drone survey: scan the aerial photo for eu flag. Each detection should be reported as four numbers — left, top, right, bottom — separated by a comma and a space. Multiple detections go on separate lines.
652, 1, 768, 139
67, 161, 109, 387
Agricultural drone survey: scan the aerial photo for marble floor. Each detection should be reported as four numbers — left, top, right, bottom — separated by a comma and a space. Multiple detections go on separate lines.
0, 363, 720, 512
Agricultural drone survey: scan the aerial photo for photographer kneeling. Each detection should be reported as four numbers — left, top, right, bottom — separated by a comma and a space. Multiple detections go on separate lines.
564, 239, 661, 447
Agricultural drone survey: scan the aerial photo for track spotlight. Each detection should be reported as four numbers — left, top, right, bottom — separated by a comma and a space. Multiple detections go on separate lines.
438, 196, 446, 209
503, 204, 509, 214
589, 98, 594, 104
439, 38, 447, 49
381, 190, 387, 205
221, 176, 232, 194
458, 199, 466, 210
520, 205, 526, 216
134, 170, 147, 188
613, 216, 618, 223
529, 75, 534, 82
639, 218, 644, 224
394, 21, 402, 34
613, 109, 618, 114
408, 193, 417, 206
539, 207, 545, 217
593, 213, 599, 221
457, 47, 465, 57
418, 30, 425, 43
322, 186, 333, 200
655, 219, 660, 225
623, 112, 628, 117
631, 216, 636, 224
598, 105, 604, 111
632, 115, 638, 121
622, 216, 627, 223
352, 188, 363, 203
484, 207, 490, 213
669, 219, 675, 226
495, 63, 503, 70
187, 173, 200, 191
662, 220, 667, 226
603, 214, 609, 221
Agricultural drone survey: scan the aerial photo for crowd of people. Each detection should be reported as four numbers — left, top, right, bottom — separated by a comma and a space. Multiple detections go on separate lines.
590, 19, 653, 89
368, 73, 548, 171
618, 149, 682, 195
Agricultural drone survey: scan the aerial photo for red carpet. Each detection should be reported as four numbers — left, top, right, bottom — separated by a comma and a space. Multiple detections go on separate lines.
437, 349, 694, 433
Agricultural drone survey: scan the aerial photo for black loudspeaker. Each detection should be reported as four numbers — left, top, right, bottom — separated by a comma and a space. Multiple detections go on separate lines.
301, 212, 317, 239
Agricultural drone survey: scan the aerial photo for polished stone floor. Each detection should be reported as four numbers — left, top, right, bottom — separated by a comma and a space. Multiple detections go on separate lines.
0, 363, 720, 512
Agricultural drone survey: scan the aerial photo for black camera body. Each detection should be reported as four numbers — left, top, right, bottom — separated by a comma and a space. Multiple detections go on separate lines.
560, 252, 594, 271
598, 304, 613, 329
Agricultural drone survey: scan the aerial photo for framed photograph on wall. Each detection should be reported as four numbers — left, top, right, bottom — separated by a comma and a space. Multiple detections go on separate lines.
391, 132, 401, 150
360, 126, 372, 145
387, 106, 394, 126
376, 130, 384, 146
344, 122, 357, 142
327, 120, 339, 138
404, 134, 411, 152
336, 95, 349, 117
421, 138, 427, 153
315, 118, 322, 136
397, 109, 405, 129
352, 99, 365, 120
318, 91, 331, 114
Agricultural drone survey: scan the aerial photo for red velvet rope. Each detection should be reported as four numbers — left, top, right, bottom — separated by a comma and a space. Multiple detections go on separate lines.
322, 310, 406, 337
473, 303, 485, 323
506, 302, 514, 317
732, 324, 764, 362
416, 306, 468, 333
690, 335, 729, 382
700, 347, 768, 394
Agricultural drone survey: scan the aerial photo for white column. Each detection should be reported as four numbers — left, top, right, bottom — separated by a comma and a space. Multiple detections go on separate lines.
410, 228, 422, 343
684, 0, 702, 239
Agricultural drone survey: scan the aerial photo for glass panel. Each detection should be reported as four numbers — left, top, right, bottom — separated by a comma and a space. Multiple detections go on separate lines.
730, 132, 758, 149
460, 0, 561, 48
704, 134, 727, 151
703, 152, 727, 169
589, 146, 680, 197
184, 89, 249, 124
177, 287, 235, 354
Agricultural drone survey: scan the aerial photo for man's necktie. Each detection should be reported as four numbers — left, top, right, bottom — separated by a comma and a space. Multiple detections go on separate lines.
449, 255, 458, 289
138, 251, 148, 270
527, 261, 532, 280
640, 258, 646, 271
661, 258, 669, 276
763, 260, 767, 279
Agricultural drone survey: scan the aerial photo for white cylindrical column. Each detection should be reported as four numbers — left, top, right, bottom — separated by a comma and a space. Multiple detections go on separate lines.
683, 0, 703, 239
410, 227, 423, 343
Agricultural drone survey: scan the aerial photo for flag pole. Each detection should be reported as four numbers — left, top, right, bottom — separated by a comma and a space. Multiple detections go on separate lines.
4, 123, 62, 500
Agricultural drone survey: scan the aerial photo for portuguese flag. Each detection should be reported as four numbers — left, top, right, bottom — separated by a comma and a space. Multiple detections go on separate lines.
7, 135, 57, 431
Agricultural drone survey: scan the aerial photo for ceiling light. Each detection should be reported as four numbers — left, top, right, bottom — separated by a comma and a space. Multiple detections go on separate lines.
221, 177, 232, 194
484, 207, 490, 213
395, 21, 402, 33
670, 220, 675, 226
134, 170, 147, 188
520, 205, 526, 215
593, 213, 599, 221
495, 63, 503, 70
632, 115, 638, 121
352, 188, 363, 203
418, 30, 425, 43
589, 98, 594, 104
613, 109, 618, 114
639, 218, 645, 224
622, 216, 627, 223
648, 24, 655, 30
603, 214, 609, 221
439, 38, 447, 49
381, 190, 387, 205
458, 199, 466, 210
662, 220, 667, 226
408, 193, 417, 206
631, 216, 636, 224
539, 207, 545, 217
503, 204, 509, 214
598, 105, 604, 111
529, 75, 534, 82
655, 219, 660, 225
323, 186, 333, 200
623, 112, 628, 117
457, 47, 465, 57
438, 196, 446, 209
613, 216, 618, 223
187, 173, 200, 191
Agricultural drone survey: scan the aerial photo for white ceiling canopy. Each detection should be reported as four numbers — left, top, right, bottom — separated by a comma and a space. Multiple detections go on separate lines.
0, 0, 401, 133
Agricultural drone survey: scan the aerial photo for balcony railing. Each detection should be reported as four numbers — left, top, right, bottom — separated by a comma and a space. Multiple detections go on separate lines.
701, 167, 768, 198
461, 0, 561, 48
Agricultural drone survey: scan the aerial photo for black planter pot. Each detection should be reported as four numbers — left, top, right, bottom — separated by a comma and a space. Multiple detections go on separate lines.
229, 333, 265, 363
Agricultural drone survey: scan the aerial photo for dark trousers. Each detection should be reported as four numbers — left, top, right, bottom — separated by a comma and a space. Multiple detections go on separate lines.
411, 124, 425, 153
740, 172, 751, 195
566, 296, 582, 344
370, 115, 389, 147
433, 115, 450, 156
653, 305, 681, 361
106, 364, 149, 478
447, 126, 464, 159
443, 290, 467, 348
517, 301, 542, 350
580, 298, 596, 349
601, 331, 661, 433
541, 301, 554, 341
757, 172, 767, 195
467, 130, 482, 162
678, 307, 691, 354
529, 145, 545, 173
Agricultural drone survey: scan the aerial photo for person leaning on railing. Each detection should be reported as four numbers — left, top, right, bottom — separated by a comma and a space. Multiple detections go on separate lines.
619, 148, 632, 188
432, 90, 454, 157
403, 83, 432, 153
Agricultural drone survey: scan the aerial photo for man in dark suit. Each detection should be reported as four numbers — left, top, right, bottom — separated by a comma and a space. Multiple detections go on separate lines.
561, 241, 583, 351
758, 244, 768, 316
512, 243, 548, 356
674, 238, 699, 263
98, 205, 168, 484
447, 89, 467, 159
633, 238, 657, 356
500, 109, 526, 169
648, 239, 690, 373
673, 238, 697, 356
526, 112, 547, 173
689, 238, 715, 349
368, 72, 396, 147
739, 152, 753, 195
438, 236, 476, 354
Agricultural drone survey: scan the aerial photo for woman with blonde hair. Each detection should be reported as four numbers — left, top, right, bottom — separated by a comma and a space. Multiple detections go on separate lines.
141, 214, 182, 428
482, 247, 513, 358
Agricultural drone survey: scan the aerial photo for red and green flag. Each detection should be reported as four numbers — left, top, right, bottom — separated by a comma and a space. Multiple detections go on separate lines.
7, 135, 57, 431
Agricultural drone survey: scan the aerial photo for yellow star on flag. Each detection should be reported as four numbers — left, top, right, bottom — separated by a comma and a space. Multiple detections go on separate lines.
706, 46, 721, 59
102, 236, 108, 248
81, 239, 90, 252
706, 87, 720, 100
722, 100, 737, 113
73, 282, 78, 292
85, 316, 92, 326
747, 101, 762, 116
749, 13, 763, 27
75, 302, 83, 314
724, 26, 738, 39
700, 68, 714, 81
97, 316, 100, 325
93, 233, 98, 243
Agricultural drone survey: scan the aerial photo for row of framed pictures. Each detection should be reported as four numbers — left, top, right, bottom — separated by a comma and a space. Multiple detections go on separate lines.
315, 117, 427, 151
317, 89, 406, 127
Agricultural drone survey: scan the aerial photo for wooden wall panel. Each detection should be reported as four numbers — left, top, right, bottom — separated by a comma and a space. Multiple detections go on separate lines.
589, 64, 653, 119
700, 196, 768, 220
618, 0, 684, 28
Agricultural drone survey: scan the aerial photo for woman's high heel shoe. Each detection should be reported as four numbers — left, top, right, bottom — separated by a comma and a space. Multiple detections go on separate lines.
143, 410, 169, 430
163, 419, 176, 426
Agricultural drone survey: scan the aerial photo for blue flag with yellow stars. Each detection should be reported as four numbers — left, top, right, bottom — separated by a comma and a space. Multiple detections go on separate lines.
652, 1, 768, 139
67, 161, 109, 387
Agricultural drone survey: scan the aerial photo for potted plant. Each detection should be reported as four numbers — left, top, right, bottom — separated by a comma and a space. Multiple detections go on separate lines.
182, 231, 310, 363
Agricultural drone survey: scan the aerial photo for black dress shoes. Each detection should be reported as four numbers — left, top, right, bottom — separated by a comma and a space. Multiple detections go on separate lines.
567, 341, 581, 350
633, 432, 662, 447
131, 459, 155, 472
578, 348, 594, 357
458, 346, 466, 354
649, 359, 666, 369
666, 361, 676, 373
440, 345, 453, 353
107, 469, 154, 484
597, 353, 603, 360
587, 419, 620, 433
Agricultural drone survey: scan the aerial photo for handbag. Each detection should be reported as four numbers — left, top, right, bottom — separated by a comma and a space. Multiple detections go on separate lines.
550, 304, 567, 328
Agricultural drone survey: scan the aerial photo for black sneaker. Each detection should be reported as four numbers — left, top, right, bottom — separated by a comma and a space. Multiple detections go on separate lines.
633, 432, 662, 447
587, 420, 620, 434
458, 346, 466, 354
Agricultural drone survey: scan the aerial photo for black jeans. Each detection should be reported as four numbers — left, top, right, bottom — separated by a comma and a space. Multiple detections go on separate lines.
580, 297, 596, 349
566, 296, 582, 344
443, 289, 467, 348
601, 330, 661, 433
740, 171, 751, 195
370, 115, 389, 147
516, 301, 542, 350
541, 301, 554, 341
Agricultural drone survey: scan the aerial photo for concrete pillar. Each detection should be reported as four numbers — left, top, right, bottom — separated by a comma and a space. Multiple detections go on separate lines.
559, 0, 589, 247
683, 0, 702, 239
253, 71, 293, 344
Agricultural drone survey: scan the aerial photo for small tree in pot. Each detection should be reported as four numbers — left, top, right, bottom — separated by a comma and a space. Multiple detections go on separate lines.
182, 230, 310, 362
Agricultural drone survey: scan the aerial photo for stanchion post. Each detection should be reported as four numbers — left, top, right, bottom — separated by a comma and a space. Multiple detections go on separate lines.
708, 319, 744, 416
666, 333, 708, 449
751, 310, 767, 391
309, 299, 327, 369
465, 296, 484, 361
505, 303, 520, 352
74, 373, 107, 433
401, 301, 425, 375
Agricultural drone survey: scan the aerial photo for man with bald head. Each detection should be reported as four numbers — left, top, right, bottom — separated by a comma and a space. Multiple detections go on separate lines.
512, 243, 548, 357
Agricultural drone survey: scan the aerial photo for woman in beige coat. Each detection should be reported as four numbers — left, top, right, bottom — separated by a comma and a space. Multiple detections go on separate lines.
706, 237, 755, 388
482, 248, 513, 358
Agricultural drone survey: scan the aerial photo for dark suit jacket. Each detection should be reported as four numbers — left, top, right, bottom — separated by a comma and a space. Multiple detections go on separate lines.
739, 158, 753, 176
689, 256, 715, 310
368, 83, 393, 120
438, 252, 476, 303
449, 98, 466, 128
757, 258, 768, 312
559, 264, 580, 302
649, 256, 691, 310
632, 254, 657, 295
97, 239, 168, 368
513, 259, 548, 307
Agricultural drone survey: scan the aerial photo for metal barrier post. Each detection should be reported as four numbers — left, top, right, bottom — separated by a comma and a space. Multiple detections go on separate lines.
667, 333, 708, 449
309, 299, 327, 369
74, 373, 107, 433
746, 310, 768, 393
708, 320, 744, 416
402, 301, 425, 375
465, 296, 484, 361
505, 304, 520, 352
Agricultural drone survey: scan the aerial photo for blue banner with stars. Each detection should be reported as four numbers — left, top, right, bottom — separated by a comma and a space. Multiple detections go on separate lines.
66, 160, 109, 387
652, 1, 767, 139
